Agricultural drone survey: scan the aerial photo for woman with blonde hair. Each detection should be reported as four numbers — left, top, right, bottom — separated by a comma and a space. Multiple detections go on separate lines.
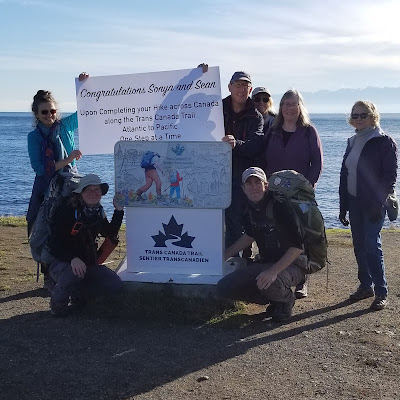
251, 87, 276, 132
339, 100, 397, 310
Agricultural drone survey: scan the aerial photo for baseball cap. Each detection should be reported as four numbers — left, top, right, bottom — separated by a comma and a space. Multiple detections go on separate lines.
252, 87, 271, 98
230, 71, 251, 84
73, 174, 109, 195
242, 167, 267, 184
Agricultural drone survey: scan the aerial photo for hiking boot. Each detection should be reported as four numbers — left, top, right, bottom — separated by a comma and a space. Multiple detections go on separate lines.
265, 302, 280, 318
349, 286, 375, 301
70, 296, 87, 310
272, 298, 295, 322
43, 273, 56, 292
50, 299, 70, 317
295, 281, 308, 299
370, 296, 388, 311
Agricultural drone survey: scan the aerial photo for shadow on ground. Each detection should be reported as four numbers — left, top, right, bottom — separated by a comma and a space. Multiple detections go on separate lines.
0, 290, 371, 400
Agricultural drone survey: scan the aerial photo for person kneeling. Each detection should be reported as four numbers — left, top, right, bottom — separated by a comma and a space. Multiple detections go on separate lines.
217, 167, 305, 322
46, 174, 124, 316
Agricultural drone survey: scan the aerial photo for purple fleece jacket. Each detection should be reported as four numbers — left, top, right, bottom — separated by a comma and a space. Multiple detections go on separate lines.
264, 124, 323, 186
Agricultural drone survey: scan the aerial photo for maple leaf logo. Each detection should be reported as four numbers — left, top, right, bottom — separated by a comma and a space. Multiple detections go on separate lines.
171, 143, 185, 156
151, 215, 195, 248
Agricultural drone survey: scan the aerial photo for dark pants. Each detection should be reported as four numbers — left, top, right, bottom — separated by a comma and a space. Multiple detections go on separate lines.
50, 261, 123, 307
225, 183, 247, 250
348, 195, 387, 297
217, 262, 305, 304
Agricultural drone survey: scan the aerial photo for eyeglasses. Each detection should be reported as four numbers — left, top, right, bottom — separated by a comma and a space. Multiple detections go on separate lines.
41, 109, 57, 115
233, 82, 251, 89
351, 113, 370, 119
253, 96, 270, 103
282, 102, 299, 108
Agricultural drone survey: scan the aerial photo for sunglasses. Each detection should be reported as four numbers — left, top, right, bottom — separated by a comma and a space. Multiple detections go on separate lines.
253, 96, 270, 103
351, 113, 370, 119
41, 109, 57, 115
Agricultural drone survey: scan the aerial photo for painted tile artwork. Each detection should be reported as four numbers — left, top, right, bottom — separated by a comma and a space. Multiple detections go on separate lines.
114, 141, 232, 209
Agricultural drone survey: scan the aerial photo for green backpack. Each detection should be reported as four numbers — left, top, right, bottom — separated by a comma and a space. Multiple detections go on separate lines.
267, 169, 328, 274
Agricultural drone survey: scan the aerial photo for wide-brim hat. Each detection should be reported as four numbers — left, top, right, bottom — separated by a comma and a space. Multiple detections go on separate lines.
73, 174, 109, 195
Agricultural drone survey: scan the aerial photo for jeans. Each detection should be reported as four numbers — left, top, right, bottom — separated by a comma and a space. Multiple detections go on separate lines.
217, 262, 305, 304
170, 185, 181, 199
348, 196, 387, 297
50, 261, 123, 307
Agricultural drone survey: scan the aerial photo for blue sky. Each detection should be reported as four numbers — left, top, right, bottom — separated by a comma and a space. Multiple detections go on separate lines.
1, 0, 400, 111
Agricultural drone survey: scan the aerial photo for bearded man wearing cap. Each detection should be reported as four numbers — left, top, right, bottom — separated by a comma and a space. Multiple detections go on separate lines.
46, 174, 124, 316
222, 71, 264, 256
217, 167, 305, 322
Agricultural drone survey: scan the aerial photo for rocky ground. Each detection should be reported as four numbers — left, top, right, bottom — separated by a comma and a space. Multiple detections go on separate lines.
0, 225, 399, 400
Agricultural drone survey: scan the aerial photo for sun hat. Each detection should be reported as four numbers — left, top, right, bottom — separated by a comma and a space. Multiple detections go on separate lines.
230, 71, 251, 84
252, 87, 271, 98
242, 167, 267, 184
73, 174, 109, 195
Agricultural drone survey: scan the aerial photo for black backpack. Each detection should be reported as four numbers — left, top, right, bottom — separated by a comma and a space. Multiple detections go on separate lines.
29, 170, 82, 266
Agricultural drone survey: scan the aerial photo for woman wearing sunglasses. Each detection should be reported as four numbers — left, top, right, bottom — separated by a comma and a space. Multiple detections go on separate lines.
339, 100, 397, 311
251, 87, 276, 132
26, 72, 89, 237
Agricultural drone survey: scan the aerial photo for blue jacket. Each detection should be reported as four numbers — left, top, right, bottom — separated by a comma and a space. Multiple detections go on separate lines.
339, 129, 398, 213
27, 112, 78, 176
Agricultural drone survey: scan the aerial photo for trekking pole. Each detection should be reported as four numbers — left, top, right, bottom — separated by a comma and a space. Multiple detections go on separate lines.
163, 184, 171, 193
36, 262, 40, 283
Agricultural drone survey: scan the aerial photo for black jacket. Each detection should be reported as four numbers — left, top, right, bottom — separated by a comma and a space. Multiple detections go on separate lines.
48, 200, 124, 265
223, 96, 264, 185
339, 133, 397, 214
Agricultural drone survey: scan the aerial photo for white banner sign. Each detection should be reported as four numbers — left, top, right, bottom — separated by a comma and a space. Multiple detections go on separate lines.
126, 208, 223, 275
75, 67, 224, 154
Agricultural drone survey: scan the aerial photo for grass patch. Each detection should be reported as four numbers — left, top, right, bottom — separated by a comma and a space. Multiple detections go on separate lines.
0, 216, 27, 227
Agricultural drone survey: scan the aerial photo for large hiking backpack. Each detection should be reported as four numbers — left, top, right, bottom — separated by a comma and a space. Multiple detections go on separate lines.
29, 169, 82, 266
140, 151, 158, 168
267, 169, 327, 274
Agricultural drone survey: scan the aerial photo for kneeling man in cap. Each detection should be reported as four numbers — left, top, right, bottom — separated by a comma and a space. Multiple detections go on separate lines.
217, 167, 305, 322
46, 174, 124, 316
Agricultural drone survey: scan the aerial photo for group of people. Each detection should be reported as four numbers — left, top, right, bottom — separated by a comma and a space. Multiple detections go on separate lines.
218, 69, 397, 322
26, 66, 398, 320
27, 72, 124, 316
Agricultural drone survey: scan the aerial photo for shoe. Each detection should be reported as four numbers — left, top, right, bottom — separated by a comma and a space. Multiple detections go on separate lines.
272, 298, 295, 322
370, 296, 388, 311
349, 286, 375, 301
265, 302, 280, 318
70, 296, 87, 310
295, 281, 308, 299
50, 299, 70, 317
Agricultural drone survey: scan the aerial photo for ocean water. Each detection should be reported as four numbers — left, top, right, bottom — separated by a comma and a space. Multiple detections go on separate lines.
1, 112, 399, 228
